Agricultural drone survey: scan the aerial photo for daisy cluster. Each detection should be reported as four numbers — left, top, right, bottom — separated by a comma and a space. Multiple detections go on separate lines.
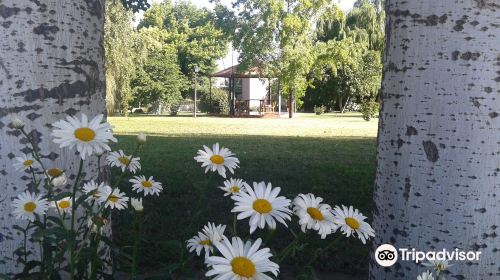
9, 114, 168, 278
189, 143, 376, 279
10, 114, 164, 230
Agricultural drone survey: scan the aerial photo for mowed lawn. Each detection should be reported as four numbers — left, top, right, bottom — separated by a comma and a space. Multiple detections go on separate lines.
109, 113, 378, 278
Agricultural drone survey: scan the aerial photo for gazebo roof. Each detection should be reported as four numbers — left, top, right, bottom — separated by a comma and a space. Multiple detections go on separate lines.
210, 65, 271, 78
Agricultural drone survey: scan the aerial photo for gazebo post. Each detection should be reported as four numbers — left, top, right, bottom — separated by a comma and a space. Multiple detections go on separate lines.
278, 81, 282, 115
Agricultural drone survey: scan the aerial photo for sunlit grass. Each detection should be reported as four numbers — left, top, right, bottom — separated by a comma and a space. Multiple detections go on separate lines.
109, 113, 378, 277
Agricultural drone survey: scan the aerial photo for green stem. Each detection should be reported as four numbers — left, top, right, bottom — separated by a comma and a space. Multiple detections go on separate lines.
132, 211, 142, 279
233, 213, 238, 236
306, 234, 343, 267
69, 159, 84, 280
276, 231, 301, 263
23, 221, 31, 264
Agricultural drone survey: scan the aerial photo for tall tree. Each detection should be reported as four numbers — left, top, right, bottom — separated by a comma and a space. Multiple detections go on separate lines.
140, 1, 229, 77
234, 0, 331, 118
0, 0, 105, 273
105, 0, 137, 115
371, 0, 499, 279
131, 28, 188, 114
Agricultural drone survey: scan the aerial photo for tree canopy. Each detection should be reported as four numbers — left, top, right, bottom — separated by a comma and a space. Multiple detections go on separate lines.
104, 0, 384, 119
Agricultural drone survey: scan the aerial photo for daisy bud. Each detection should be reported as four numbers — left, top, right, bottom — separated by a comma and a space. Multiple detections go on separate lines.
131, 198, 143, 212
137, 132, 147, 144
11, 117, 25, 129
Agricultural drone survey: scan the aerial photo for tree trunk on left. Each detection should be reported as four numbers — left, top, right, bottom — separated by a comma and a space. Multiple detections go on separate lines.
0, 0, 105, 274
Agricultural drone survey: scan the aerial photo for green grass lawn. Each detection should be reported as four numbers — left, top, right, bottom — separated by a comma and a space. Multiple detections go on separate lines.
109, 113, 378, 278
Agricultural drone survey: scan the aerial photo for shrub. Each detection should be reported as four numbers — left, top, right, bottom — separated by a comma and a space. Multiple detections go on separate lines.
314, 105, 326, 115
360, 100, 380, 121
199, 88, 229, 114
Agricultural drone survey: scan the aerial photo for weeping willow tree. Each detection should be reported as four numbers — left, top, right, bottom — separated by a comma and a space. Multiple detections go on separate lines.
304, 1, 384, 119
104, 1, 137, 115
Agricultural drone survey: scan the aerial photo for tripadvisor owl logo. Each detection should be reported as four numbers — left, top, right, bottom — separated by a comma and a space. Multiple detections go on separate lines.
375, 244, 398, 267
374, 244, 482, 267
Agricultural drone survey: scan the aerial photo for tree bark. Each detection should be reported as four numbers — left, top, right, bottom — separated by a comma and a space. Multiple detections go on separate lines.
288, 90, 295, 118
371, 0, 499, 279
0, 0, 105, 274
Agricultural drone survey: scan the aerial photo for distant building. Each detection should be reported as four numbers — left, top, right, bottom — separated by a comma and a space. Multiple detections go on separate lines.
211, 65, 285, 115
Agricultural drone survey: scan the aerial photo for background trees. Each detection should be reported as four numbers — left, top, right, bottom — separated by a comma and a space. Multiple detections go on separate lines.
104, 0, 385, 119
105, 1, 137, 115
303, 0, 384, 120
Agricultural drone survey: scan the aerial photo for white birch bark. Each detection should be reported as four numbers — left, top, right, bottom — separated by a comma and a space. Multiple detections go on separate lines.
370, 0, 499, 279
0, 0, 105, 273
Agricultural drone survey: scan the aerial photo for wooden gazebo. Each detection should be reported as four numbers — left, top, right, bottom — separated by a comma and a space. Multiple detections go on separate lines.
210, 65, 277, 116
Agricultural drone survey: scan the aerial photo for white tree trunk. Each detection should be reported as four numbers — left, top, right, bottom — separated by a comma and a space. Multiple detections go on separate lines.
370, 0, 499, 279
0, 0, 105, 273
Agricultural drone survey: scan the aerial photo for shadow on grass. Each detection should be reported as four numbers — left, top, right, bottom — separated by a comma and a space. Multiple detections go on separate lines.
111, 134, 376, 279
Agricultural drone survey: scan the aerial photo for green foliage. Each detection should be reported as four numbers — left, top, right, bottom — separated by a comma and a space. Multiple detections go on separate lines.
131, 30, 188, 114
199, 88, 230, 114
104, 1, 137, 115
139, 1, 229, 77
360, 99, 380, 121
303, 1, 383, 118
121, 0, 150, 13
233, 0, 329, 105
314, 105, 326, 115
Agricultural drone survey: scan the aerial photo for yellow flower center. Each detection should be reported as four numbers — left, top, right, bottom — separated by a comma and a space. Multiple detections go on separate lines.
108, 195, 119, 203
231, 257, 256, 278
23, 159, 33, 167
141, 181, 153, 188
307, 207, 324, 221
74, 127, 96, 142
47, 168, 63, 177
59, 201, 71, 209
24, 202, 37, 212
199, 239, 212, 246
229, 186, 240, 193
252, 199, 272, 214
118, 156, 130, 165
210, 155, 225, 165
345, 217, 360, 230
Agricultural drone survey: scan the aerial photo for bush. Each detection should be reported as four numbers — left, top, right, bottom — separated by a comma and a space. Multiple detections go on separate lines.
360, 100, 380, 121
314, 105, 326, 115
199, 88, 229, 114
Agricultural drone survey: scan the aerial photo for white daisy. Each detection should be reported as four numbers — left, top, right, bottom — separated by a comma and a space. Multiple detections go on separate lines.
88, 215, 108, 234
219, 178, 249, 196
129, 175, 163, 196
14, 154, 39, 171
82, 180, 109, 203
417, 270, 435, 280
11, 117, 25, 129
293, 193, 338, 239
12, 191, 49, 222
51, 197, 73, 214
98, 186, 129, 210
332, 205, 375, 244
205, 237, 279, 279
231, 182, 292, 234
187, 222, 227, 258
131, 198, 144, 212
194, 143, 239, 178
106, 150, 141, 173
46, 167, 67, 188
423, 260, 452, 274
51, 114, 117, 160
137, 132, 147, 144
